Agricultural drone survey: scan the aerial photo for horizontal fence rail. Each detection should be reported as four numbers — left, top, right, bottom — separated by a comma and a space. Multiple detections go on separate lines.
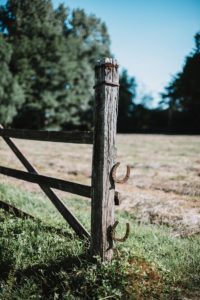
0, 165, 120, 205
0, 58, 123, 260
0, 125, 90, 239
0, 166, 91, 198
0, 128, 93, 144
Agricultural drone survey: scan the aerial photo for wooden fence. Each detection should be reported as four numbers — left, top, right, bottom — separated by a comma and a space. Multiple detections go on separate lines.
0, 58, 129, 261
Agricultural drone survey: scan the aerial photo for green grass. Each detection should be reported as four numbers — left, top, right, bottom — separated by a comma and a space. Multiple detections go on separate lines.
0, 183, 200, 299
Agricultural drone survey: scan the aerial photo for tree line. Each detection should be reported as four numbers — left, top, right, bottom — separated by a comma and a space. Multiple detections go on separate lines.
118, 33, 200, 134
0, 0, 199, 133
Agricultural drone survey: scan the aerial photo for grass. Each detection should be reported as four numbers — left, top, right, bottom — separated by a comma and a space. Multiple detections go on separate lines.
1, 134, 200, 235
0, 183, 200, 299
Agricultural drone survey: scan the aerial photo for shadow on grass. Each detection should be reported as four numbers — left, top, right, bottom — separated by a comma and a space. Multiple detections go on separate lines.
15, 253, 90, 299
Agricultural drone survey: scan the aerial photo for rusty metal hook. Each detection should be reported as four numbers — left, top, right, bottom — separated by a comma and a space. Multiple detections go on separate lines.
112, 162, 130, 184
111, 221, 130, 242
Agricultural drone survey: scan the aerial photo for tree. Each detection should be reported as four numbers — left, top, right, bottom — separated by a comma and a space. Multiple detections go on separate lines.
69, 9, 110, 64
0, 34, 24, 126
0, 0, 70, 128
117, 69, 137, 132
162, 32, 200, 133
0, 1, 111, 129
61, 8, 111, 129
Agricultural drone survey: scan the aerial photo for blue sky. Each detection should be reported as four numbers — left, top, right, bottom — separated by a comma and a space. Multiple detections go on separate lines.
1, 0, 199, 103
53, 0, 200, 102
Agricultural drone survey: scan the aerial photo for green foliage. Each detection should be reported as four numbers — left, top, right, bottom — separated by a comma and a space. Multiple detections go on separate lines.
0, 0, 199, 133
0, 183, 200, 299
59, 8, 111, 130
0, 35, 25, 125
162, 31, 200, 133
0, 0, 111, 129
117, 69, 137, 132
69, 9, 110, 64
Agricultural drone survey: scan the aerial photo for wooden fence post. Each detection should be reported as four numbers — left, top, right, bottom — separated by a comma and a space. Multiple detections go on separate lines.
91, 58, 119, 261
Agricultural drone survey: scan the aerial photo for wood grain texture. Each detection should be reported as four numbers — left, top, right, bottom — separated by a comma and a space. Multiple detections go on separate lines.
91, 58, 119, 261
0, 128, 93, 144
0, 166, 91, 198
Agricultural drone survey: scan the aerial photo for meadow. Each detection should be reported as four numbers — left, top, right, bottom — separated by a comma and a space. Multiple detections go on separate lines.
0, 134, 200, 299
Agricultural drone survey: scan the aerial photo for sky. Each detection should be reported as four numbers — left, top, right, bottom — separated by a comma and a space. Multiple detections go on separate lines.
0, 0, 199, 104
53, 0, 200, 104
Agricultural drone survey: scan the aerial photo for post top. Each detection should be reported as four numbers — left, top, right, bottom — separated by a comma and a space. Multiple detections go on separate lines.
95, 57, 119, 69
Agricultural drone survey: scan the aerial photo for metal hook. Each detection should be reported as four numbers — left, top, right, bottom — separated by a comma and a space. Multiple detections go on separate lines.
112, 162, 130, 184
111, 221, 130, 242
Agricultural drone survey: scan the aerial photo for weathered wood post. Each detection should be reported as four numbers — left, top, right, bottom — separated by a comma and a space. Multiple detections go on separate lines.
91, 58, 119, 261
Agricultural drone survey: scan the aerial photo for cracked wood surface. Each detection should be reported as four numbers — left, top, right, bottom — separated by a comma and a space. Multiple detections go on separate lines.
91, 58, 119, 261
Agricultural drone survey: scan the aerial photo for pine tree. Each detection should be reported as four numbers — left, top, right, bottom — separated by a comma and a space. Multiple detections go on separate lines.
0, 0, 69, 128
60, 8, 111, 129
0, 1, 111, 129
117, 69, 137, 132
162, 32, 200, 132
0, 35, 24, 126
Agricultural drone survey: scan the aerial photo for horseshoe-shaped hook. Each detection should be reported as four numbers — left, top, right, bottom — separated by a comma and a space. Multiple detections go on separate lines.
112, 162, 130, 184
111, 221, 130, 242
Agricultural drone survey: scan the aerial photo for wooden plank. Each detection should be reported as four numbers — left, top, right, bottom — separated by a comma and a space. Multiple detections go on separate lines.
90, 58, 119, 261
0, 124, 90, 239
0, 166, 91, 198
0, 128, 120, 204
0, 128, 93, 144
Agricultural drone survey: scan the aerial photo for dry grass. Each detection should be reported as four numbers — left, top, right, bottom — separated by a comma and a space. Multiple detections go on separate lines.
0, 134, 200, 236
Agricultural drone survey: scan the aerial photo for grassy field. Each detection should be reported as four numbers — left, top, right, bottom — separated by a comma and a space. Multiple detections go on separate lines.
0, 134, 200, 299
0, 134, 200, 235
0, 183, 200, 299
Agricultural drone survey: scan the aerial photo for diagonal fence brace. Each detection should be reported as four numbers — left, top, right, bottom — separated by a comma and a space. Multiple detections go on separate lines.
0, 199, 73, 238
0, 124, 90, 240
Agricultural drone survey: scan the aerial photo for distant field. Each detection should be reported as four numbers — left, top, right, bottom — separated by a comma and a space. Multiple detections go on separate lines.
0, 134, 200, 236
